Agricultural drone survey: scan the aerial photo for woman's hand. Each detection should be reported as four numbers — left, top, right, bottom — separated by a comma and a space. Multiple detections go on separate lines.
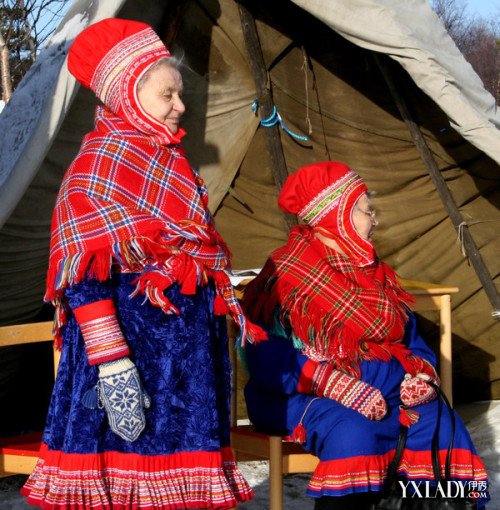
400, 372, 439, 408
98, 357, 151, 441
312, 364, 387, 420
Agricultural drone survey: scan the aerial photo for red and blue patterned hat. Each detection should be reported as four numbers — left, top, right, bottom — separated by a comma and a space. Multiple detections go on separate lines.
278, 161, 375, 266
68, 18, 184, 145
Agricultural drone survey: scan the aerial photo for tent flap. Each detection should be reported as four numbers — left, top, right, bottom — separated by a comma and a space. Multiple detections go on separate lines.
0, 0, 498, 401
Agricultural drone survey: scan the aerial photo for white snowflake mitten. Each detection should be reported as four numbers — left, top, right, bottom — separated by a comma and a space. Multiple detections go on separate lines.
98, 357, 150, 441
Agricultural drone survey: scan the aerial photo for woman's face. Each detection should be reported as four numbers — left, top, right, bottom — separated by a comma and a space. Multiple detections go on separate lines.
137, 63, 185, 134
352, 193, 378, 240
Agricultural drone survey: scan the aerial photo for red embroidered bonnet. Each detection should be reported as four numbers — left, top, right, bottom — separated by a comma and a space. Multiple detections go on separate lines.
67, 17, 184, 145
278, 161, 375, 266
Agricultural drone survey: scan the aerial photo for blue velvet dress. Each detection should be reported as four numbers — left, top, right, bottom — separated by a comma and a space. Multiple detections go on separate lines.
22, 273, 252, 509
244, 313, 489, 508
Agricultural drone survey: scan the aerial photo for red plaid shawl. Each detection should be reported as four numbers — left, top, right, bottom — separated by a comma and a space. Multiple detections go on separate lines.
47, 107, 264, 346
243, 226, 426, 377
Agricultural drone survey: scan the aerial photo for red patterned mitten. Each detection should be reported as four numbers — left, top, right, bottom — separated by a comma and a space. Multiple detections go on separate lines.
312, 364, 387, 421
400, 373, 439, 407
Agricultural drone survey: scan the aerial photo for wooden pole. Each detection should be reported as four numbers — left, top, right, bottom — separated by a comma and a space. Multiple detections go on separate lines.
375, 55, 500, 314
238, 2, 297, 231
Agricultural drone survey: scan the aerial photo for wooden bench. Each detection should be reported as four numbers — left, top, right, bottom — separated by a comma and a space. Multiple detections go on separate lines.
0, 321, 57, 477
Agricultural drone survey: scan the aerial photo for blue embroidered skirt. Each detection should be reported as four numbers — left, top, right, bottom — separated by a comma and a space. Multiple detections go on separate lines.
23, 273, 252, 509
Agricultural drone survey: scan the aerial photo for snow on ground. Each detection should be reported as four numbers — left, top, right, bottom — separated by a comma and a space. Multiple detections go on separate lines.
0, 401, 498, 509
238, 461, 314, 509
459, 401, 500, 508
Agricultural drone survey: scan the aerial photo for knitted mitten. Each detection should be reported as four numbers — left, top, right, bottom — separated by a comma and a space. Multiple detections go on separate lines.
400, 372, 439, 408
98, 357, 150, 441
311, 364, 387, 420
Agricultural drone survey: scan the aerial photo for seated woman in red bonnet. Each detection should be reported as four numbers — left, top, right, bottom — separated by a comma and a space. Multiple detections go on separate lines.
22, 17, 264, 509
242, 161, 489, 510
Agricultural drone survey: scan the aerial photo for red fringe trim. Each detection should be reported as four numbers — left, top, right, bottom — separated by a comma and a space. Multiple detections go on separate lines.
214, 294, 230, 315
244, 274, 420, 376
291, 423, 307, 444
46, 233, 266, 347
45, 231, 178, 302
210, 270, 267, 345
245, 322, 268, 344
176, 253, 199, 295
297, 359, 318, 394
399, 408, 420, 427
130, 270, 179, 314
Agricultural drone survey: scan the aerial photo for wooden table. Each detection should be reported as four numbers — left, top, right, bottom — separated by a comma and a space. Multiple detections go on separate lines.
401, 279, 459, 405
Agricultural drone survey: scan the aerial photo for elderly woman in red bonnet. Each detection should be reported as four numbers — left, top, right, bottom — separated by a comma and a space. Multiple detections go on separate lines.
22, 17, 263, 509
242, 161, 488, 510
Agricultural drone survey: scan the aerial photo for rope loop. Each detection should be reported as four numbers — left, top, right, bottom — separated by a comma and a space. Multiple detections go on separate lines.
251, 100, 309, 141
456, 221, 468, 258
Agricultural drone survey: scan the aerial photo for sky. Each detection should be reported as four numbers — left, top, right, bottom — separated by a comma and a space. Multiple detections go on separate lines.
37, 1, 72, 48
467, 0, 500, 18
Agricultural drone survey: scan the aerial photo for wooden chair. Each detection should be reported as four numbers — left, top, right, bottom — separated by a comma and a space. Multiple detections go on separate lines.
0, 321, 58, 477
229, 279, 459, 510
228, 319, 319, 510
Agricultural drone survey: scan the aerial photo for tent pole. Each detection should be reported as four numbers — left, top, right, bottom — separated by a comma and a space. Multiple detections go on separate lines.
238, 2, 297, 231
375, 55, 500, 315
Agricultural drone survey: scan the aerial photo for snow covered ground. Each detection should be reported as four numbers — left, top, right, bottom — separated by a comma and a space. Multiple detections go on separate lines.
0, 401, 498, 509
458, 401, 500, 509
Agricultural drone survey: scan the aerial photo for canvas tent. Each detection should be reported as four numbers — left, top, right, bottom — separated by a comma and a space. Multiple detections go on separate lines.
0, 0, 498, 410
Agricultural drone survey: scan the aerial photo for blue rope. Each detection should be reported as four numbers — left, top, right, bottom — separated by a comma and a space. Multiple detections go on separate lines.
251, 101, 309, 141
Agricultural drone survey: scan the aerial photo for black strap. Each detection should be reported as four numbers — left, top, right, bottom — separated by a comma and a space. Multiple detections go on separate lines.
385, 384, 455, 491
431, 384, 443, 480
429, 382, 455, 482
383, 423, 408, 492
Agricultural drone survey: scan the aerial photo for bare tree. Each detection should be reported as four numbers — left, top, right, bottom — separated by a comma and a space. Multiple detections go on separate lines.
463, 19, 500, 101
0, 28, 12, 101
0, 0, 70, 103
432, 0, 473, 51
432, 0, 500, 104
21, 0, 70, 56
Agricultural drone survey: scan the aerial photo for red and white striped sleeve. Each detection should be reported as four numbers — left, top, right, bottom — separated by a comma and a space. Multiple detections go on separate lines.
73, 299, 130, 365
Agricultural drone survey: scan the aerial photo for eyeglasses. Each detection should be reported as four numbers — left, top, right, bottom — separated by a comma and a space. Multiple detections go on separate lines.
356, 207, 377, 219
